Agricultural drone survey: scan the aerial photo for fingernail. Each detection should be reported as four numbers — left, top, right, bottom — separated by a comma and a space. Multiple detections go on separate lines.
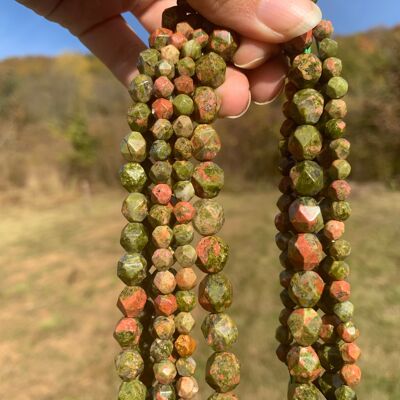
234, 57, 265, 70
226, 92, 252, 119
254, 78, 285, 106
257, 0, 322, 40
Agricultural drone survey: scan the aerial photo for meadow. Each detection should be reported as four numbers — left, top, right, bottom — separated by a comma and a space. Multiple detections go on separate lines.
1, 184, 399, 399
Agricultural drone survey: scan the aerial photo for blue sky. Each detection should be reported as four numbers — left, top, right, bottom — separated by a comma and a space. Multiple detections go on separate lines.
1, 0, 399, 60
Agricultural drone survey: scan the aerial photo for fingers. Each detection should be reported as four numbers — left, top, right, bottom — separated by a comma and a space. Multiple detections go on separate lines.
189, 0, 321, 43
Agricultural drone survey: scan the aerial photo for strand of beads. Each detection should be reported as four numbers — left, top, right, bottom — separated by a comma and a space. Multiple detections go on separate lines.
275, 13, 361, 400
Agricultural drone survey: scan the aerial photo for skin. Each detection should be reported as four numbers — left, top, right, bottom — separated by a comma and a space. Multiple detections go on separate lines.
16, 0, 321, 117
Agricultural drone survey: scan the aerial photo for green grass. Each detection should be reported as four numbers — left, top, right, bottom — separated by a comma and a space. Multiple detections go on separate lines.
0, 185, 399, 399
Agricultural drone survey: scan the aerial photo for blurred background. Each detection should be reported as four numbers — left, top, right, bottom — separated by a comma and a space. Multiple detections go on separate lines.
1, 0, 400, 399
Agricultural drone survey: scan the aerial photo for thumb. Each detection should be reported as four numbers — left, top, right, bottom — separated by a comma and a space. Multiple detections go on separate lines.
188, 0, 322, 43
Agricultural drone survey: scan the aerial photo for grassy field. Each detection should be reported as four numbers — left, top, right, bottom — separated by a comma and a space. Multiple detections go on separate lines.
0, 185, 399, 399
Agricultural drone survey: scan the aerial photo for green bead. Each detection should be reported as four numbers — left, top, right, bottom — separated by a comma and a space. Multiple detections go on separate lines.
288, 308, 322, 346
329, 159, 351, 180
156, 59, 175, 80
287, 383, 324, 400
129, 74, 153, 103
333, 301, 354, 322
192, 161, 224, 199
173, 181, 195, 202
173, 223, 195, 246
182, 39, 202, 60
335, 385, 358, 400
326, 77, 349, 99
122, 193, 148, 222
291, 89, 324, 125
152, 225, 173, 249
150, 161, 173, 183
330, 239, 351, 260
206, 352, 240, 393
138, 48, 160, 77
202, 313, 238, 351
208, 394, 238, 400
176, 357, 197, 377
115, 349, 144, 381
318, 344, 343, 372
173, 115, 194, 137
289, 53, 322, 88
288, 125, 322, 161
209, 29, 239, 62
290, 161, 324, 196
193, 199, 225, 235
196, 52, 227, 88
120, 163, 147, 192
127, 103, 152, 133
321, 257, 350, 281
322, 57, 342, 81
150, 140, 172, 161
329, 138, 351, 160
118, 380, 147, 400
151, 384, 176, 400
151, 119, 174, 140
173, 94, 194, 116
120, 223, 148, 253
176, 290, 196, 312
325, 99, 347, 119
114, 317, 143, 349
153, 316, 176, 340
325, 119, 346, 139
196, 235, 229, 274
322, 200, 351, 221
319, 38, 339, 59
287, 345, 322, 383
289, 271, 325, 307
117, 253, 147, 286
175, 244, 197, 267
149, 204, 173, 227
199, 273, 233, 313
173, 160, 194, 180
191, 124, 221, 161
177, 57, 196, 77
121, 132, 147, 162
174, 137, 193, 160
150, 28, 173, 50
150, 339, 174, 362
175, 312, 196, 334
153, 359, 177, 384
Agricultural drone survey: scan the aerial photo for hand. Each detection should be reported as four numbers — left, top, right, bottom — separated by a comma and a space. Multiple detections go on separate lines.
16, 0, 321, 118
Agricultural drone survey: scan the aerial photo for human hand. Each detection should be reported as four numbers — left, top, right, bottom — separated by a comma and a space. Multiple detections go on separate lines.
16, 0, 321, 118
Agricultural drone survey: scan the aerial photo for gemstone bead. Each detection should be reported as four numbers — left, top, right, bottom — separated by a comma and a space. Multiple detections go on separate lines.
329, 160, 351, 180
313, 20, 334, 41
196, 52, 227, 88
173, 223, 195, 246
151, 383, 176, 400
182, 39, 202, 60
117, 253, 147, 286
175, 244, 197, 267
150, 339, 174, 363
337, 321, 360, 343
154, 294, 178, 316
117, 286, 147, 317
290, 161, 324, 196
152, 98, 174, 120
287, 383, 324, 400
192, 161, 224, 198
289, 125, 322, 161
169, 31, 188, 49
120, 223, 149, 253
150, 140, 172, 161
289, 197, 324, 233
325, 118, 346, 139
152, 248, 174, 271
340, 342, 361, 363
176, 290, 196, 312
175, 312, 196, 334
127, 103, 152, 133
335, 385, 358, 400
129, 74, 153, 103
325, 99, 347, 119
287, 345, 323, 383
202, 313, 238, 351
333, 301, 354, 322
199, 273, 233, 312
173, 115, 194, 137
291, 89, 324, 125
288, 233, 324, 270
115, 349, 144, 381
318, 344, 343, 372
192, 28, 209, 47
340, 364, 361, 387
121, 132, 147, 162
326, 77, 349, 99
209, 30, 239, 61
154, 271, 177, 294
176, 356, 197, 376
321, 257, 350, 281
208, 393, 238, 400
150, 28, 173, 50
176, 376, 199, 399
153, 316, 176, 340
161, 44, 180, 64
191, 124, 221, 161
150, 161, 173, 183
122, 193, 148, 223
173, 160, 194, 180
173, 94, 194, 116
174, 137, 192, 160
193, 199, 224, 235
329, 280, 351, 302
289, 53, 322, 88
174, 75, 195, 95
118, 380, 147, 400
175, 267, 197, 290
154, 359, 177, 384
177, 57, 196, 76
193, 86, 220, 123
206, 352, 240, 393
319, 38, 339, 59
149, 204, 173, 227
120, 163, 147, 193
289, 271, 325, 307
175, 334, 197, 357
196, 236, 229, 274
288, 308, 322, 346
114, 317, 143, 348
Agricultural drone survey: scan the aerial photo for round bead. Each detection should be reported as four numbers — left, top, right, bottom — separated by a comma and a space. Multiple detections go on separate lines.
193, 199, 224, 235
117, 286, 147, 317
287, 345, 322, 383
324, 220, 345, 241
337, 321, 360, 343
175, 334, 197, 357
206, 352, 240, 393
154, 271, 176, 294
119, 163, 147, 192
192, 162, 224, 198
117, 253, 147, 286
325, 99, 347, 119
121, 132, 147, 162
176, 357, 197, 377
326, 77, 349, 99
153, 316, 175, 340
340, 342, 361, 363
161, 44, 180, 64
321, 257, 350, 281
330, 239, 351, 260
322, 57, 342, 81
191, 124, 221, 161
290, 161, 324, 196
289, 271, 325, 307
150, 339, 174, 363
127, 103, 152, 133
153, 76, 175, 98
329, 159, 351, 180
202, 313, 238, 351
173, 223, 194, 246
182, 40, 202, 60
326, 180, 352, 201
120, 223, 148, 253
325, 118, 346, 139
129, 74, 153, 103
196, 235, 229, 274
151, 184, 172, 205
196, 52, 227, 88
154, 359, 177, 384
176, 376, 199, 399
319, 38, 339, 59
329, 280, 351, 302
173, 94, 194, 116
122, 193, 148, 222
118, 380, 147, 400
152, 225, 174, 249
150, 140, 172, 161
288, 308, 322, 346
175, 312, 196, 334
199, 273, 233, 312
313, 20, 334, 41
152, 98, 174, 120
175, 267, 197, 290
333, 301, 354, 322
114, 317, 143, 348
152, 248, 174, 271
115, 349, 144, 381
174, 75, 195, 95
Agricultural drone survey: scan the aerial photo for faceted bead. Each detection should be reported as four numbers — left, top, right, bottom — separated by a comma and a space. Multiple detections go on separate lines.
152, 98, 174, 120
319, 38, 339, 59
177, 57, 196, 77
289, 197, 324, 233
175, 312, 196, 334
288, 233, 324, 270
329, 160, 351, 180
182, 40, 202, 60
149, 204, 173, 227
150, 140, 172, 161
209, 30, 239, 62
275, 325, 293, 345
325, 118, 346, 139
340, 342, 361, 363
176, 376, 199, 399
173, 203, 195, 225
115, 349, 144, 381
138, 48, 160, 77
151, 383, 176, 400
172, 182, 194, 203
287, 345, 323, 383
288, 125, 322, 161
324, 219, 345, 241
176, 290, 196, 312
191, 124, 221, 161
196, 236, 229, 274
150, 339, 173, 363
118, 380, 147, 400
319, 315, 339, 344
337, 321, 360, 343
335, 385, 358, 400
151, 119, 174, 140
341, 364, 361, 387
154, 271, 176, 294
175, 267, 197, 290
173, 115, 194, 138
206, 352, 240, 393
175, 244, 197, 267
174, 75, 195, 95
152, 248, 174, 271
152, 225, 174, 249
202, 313, 238, 351
289, 271, 325, 307
283, 30, 313, 56
169, 31, 188, 50
192, 162, 224, 199
289, 53, 322, 88
161, 44, 180, 64
176, 356, 197, 376
117, 286, 147, 317
196, 52, 227, 88
175, 334, 197, 357
120, 163, 147, 193
174, 137, 192, 160
193, 86, 220, 123
173, 94, 194, 116
199, 273, 233, 312
287, 383, 324, 400
333, 301, 354, 322
176, 21, 194, 38
326, 180, 351, 201
291, 89, 324, 125
318, 344, 343, 372
154, 294, 178, 316
330, 239, 351, 260
153, 316, 176, 340
154, 359, 177, 384
321, 200, 351, 222
120, 223, 148, 253
122, 193, 148, 223
193, 199, 224, 235
114, 317, 143, 348
192, 28, 209, 48
149, 28, 173, 50
321, 257, 350, 281
150, 161, 173, 184
121, 132, 147, 162
326, 77, 349, 99
117, 253, 147, 286
127, 103, 152, 133
287, 308, 322, 346
151, 184, 172, 205
129, 74, 153, 103
153, 76, 174, 99
329, 138, 351, 160
290, 161, 324, 196
173, 223, 194, 246
313, 20, 334, 41
322, 57, 342, 81
329, 280, 351, 302
325, 99, 347, 119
